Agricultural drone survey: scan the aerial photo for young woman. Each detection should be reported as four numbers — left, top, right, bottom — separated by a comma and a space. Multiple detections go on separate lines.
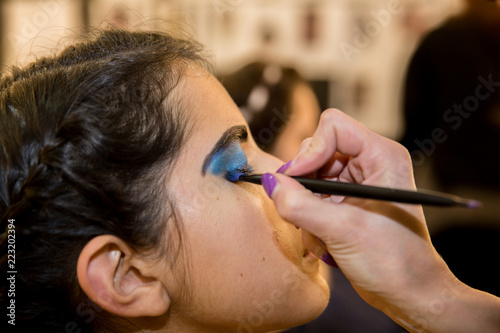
4, 27, 500, 333
0, 29, 329, 332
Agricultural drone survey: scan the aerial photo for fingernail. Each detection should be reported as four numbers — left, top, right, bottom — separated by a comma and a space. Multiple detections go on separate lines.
276, 160, 292, 174
261, 173, 278, 198
316, 237, 326, 247
321, 252, 338, 268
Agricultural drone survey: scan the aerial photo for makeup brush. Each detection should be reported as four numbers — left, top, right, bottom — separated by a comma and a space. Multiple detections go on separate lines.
236, 174, 482, 208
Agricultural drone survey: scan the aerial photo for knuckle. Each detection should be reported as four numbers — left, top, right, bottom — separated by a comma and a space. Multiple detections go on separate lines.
299, 137, 312, 148
276, 189, 306, 221
376, 135, 411, 160
388, 140, 412, 163
319, 108, 341, 124
297, 137, 313, 155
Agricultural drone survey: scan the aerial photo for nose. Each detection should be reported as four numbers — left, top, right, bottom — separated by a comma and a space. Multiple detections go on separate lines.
255, 149, 285, 174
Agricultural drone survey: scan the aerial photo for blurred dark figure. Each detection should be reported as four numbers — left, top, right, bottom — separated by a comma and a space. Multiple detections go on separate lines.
401, 0, 500, 298
401, 0, 500, 188
222, 62, 405, 333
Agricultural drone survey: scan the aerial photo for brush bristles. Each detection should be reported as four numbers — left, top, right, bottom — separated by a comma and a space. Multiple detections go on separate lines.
225, 170, 244, 182
225, 165, 252, 182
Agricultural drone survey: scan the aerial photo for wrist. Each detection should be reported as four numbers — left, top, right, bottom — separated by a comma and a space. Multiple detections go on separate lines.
387, 265, 500, 333
394, 274, 467, 332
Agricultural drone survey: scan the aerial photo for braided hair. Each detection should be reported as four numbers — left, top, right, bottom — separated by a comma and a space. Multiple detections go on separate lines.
0, 28, 205, 332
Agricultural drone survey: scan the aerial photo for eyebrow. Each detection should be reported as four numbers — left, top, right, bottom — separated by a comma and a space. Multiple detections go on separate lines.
201, 125, 248, 175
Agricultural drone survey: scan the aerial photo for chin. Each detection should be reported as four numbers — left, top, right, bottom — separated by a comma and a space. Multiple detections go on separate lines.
300, 278, 330, 321
235, 268, 330, 333
279, 268, 331, 330
266, 294, 330, 333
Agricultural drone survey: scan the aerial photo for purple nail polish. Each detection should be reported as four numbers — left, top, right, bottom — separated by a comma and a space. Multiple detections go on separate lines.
321, 253, 338, 268
316, 237, 326, 247
276, 160, 292, 174
261, 173, 277, 198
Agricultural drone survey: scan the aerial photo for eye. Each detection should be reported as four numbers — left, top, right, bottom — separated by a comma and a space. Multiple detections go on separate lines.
207, 142, 253, 182
225, 163, 253, 182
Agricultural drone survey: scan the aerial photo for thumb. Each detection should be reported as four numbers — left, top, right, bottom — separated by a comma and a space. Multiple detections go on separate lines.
262, 172, 365, 255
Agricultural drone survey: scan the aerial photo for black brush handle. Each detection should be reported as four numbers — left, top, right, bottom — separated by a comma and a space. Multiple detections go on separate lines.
238, 174, 480, 208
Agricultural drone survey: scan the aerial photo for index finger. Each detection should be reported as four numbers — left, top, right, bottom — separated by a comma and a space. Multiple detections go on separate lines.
285, 109, 372, 176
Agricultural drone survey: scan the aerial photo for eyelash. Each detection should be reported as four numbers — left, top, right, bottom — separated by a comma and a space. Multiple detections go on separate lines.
234, 163, 252, 175
224, 148, 253, 182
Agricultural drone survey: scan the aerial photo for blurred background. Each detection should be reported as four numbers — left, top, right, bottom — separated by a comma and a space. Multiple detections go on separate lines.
2, 0, 499, 332
0, 0, 465, 139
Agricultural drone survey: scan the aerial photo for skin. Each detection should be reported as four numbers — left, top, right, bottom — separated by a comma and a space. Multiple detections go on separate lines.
267, 80, 333, 304
265, 109, 500, 332
77, 66, 329, 333
77, 58, 500, 332
162, 68, 329, 332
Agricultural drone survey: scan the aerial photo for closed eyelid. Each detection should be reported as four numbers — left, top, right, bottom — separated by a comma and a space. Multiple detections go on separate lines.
203, 141, 252, 181
202, 125, 248, 175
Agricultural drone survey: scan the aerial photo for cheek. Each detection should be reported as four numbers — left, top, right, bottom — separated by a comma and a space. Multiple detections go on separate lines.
169, 175, 328, 327
180, 178, 303, 279
242, 153, 303, 261
256, 185, 304, 264
230, 183, 310, 290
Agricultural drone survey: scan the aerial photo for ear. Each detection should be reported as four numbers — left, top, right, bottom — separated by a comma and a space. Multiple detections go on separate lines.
77, 235, 170, 317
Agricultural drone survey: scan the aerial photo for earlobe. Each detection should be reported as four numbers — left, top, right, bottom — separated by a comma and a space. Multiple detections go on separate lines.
77, 235, 170, 318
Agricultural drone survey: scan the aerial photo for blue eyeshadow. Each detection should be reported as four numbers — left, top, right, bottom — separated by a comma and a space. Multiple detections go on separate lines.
207, 142, 252, 182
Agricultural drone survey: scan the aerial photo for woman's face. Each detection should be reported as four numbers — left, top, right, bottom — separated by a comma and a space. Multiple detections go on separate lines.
164, 69, 329, 332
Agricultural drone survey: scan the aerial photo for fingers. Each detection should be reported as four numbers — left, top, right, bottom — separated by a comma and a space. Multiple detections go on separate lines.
302, 230, 338, 268
296, 137, 312, 156
294, 137, 349, 181
262, 172, 344, 268
281, 109, 415, 187
263, 173, 365, 243
285, 109, 371, 176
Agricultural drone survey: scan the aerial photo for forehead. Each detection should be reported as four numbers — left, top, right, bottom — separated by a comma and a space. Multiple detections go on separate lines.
180, 68, 246, 136
166, 68, 250, 207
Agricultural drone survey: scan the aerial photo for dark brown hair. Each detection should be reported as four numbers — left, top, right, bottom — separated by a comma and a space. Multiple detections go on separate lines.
0, 28, 206, 332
